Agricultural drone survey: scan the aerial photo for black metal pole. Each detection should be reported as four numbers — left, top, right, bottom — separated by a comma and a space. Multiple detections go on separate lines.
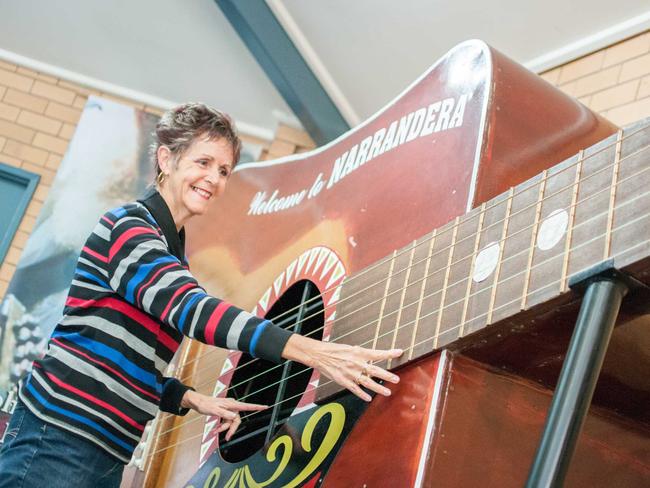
525, 276, 628, 488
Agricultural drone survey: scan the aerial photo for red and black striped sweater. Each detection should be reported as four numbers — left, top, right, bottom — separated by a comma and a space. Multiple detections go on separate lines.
19, 191, 293, 462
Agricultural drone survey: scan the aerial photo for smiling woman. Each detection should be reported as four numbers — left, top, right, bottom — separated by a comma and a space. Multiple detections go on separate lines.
0, 103, 402, 488
153, 104, 240, 229
156, 136, 234, 230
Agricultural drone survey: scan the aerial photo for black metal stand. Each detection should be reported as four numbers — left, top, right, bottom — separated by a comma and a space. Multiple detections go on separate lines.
525, 262, 638, 488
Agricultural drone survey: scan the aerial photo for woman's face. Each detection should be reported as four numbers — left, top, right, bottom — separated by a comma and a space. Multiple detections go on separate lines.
157, 135, 234, 229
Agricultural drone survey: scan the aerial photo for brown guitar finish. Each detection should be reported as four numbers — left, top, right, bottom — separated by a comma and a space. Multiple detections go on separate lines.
186, 42, 615, 289
323, 354, 445, 487
422, 355, 649, 488
472, 50, 615, 207
120, 40, 648, 487
323, 354, 649, 487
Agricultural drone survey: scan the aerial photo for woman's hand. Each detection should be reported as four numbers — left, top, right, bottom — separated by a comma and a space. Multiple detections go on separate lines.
282, 334, 402, 402
181, 390, 267, 441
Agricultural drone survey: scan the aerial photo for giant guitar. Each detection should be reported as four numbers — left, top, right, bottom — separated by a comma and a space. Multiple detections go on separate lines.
121, 40, 650, 487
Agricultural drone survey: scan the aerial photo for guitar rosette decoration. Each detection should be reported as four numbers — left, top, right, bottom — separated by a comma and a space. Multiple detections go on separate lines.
188, 247, 367, 487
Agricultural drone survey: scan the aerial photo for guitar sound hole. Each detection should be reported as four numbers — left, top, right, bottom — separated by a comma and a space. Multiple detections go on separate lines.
219, 280, 324, 463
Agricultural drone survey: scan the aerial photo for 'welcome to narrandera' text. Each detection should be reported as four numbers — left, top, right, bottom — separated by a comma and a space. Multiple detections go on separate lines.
248, 94, 469, 216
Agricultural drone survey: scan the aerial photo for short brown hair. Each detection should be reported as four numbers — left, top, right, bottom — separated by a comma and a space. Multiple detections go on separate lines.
151, 103, 241, 178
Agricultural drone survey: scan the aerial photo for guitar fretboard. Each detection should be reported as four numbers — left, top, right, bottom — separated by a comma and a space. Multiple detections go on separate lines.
318, 120, 650, 400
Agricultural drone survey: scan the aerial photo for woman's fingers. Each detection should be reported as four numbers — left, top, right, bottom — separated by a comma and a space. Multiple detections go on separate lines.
341, 346, 402, 399
367, 347, 403, 363
224, 399, 268, 412
208, 400, 267, 441
366, 363, 400, 384
344, 378, 372, 402
190, 391, 268, 417
325, 345, 403, 400
215, 400, 265, 441
357, 373, 392, 397
225, 414, 241, 441
215, 407, 238, 420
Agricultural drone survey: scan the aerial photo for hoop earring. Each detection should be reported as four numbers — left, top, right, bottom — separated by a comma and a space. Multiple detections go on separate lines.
157, 172, 166, 186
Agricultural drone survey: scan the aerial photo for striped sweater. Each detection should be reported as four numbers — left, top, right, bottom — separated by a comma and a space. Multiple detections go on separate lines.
19, 191, 293, 463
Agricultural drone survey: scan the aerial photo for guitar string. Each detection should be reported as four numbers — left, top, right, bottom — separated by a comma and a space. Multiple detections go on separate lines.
162, 140, 647, 418
170, 128, 647, 380
144, 128, 650, 452
170, 126, 648, 378
226, 125, 646, 329
149, 202, 650, 444
148, 168, 650, 440
166, 145, 641, 400
143, 218, 650, 460
234, 191, 650, 402
168, 138, 649, 391
170, 168, 624, 399
185, 172, 644, 398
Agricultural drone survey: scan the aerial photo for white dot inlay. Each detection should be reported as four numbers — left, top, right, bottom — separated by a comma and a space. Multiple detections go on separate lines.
473, 242, 500, 283
537, 209, 568, 251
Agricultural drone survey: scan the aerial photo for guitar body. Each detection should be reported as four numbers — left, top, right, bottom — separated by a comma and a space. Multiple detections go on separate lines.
122, 41, 650, 487
325, 354, 649, 487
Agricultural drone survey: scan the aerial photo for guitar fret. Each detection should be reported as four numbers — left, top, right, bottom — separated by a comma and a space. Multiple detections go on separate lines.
561, 150, 584, 292
372, 250, 397, 349
459, 203, 486, 337
608, 123, 650, 267
388, 241, 416, 368
521, 169, 548, 311
487, 187, 514, 324
567, 134, 619, 279
408, 230, 436, 361
319, 125, 649, 400
604, 130, 623, 260
433, 216, 460, 349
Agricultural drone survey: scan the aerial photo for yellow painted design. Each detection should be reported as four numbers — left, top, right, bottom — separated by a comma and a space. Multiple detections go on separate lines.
202, 467, 220, 488
195, 402, 346, 487
223, 468, 241, 488
284, 403, 346, 488
242, 435, 293, 487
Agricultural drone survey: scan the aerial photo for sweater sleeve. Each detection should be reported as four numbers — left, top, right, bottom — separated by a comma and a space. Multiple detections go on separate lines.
159, 377, 192, 416
106, 211, 293, 363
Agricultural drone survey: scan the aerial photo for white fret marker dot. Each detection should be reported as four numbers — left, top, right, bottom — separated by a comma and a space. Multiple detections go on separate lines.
537, 209, 568, 251
473, 242, 500, 283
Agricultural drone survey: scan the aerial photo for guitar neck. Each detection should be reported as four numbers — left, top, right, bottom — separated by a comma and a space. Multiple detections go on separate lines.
317, 121, 650, 400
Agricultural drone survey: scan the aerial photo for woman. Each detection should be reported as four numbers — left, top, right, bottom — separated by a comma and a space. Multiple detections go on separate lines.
0, 103, 401, 487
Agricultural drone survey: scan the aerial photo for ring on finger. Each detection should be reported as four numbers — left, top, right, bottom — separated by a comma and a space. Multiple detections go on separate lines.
361, 363, 369, 377
355, 372, 365, 385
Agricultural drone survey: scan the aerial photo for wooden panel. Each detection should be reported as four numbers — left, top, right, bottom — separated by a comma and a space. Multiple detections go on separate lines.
464, 191, 512, 335
395, 231, 437, 367
410, 220, 456, 360
611, 122, 650, 267
422, 355, 650, 488
567, 135, 617, 277
491, 172, 544, 323
526, 158, 579, 307
374, 244, 413, 369
437, 209, 482, 346
139, 40, 625, 486
323, 354, 443, 487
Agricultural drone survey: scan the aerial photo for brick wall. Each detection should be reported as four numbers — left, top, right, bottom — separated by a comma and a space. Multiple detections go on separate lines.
540, 30, 650, 125
260, 123, 315, 160
0, 60, 302, 301
0, 59, 174, 300
0, 30, 648, 300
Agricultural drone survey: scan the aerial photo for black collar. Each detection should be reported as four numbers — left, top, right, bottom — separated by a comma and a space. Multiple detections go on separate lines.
138, 189, 186, 262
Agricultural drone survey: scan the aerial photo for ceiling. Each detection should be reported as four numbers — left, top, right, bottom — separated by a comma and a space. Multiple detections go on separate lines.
1, 0, 649, 141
